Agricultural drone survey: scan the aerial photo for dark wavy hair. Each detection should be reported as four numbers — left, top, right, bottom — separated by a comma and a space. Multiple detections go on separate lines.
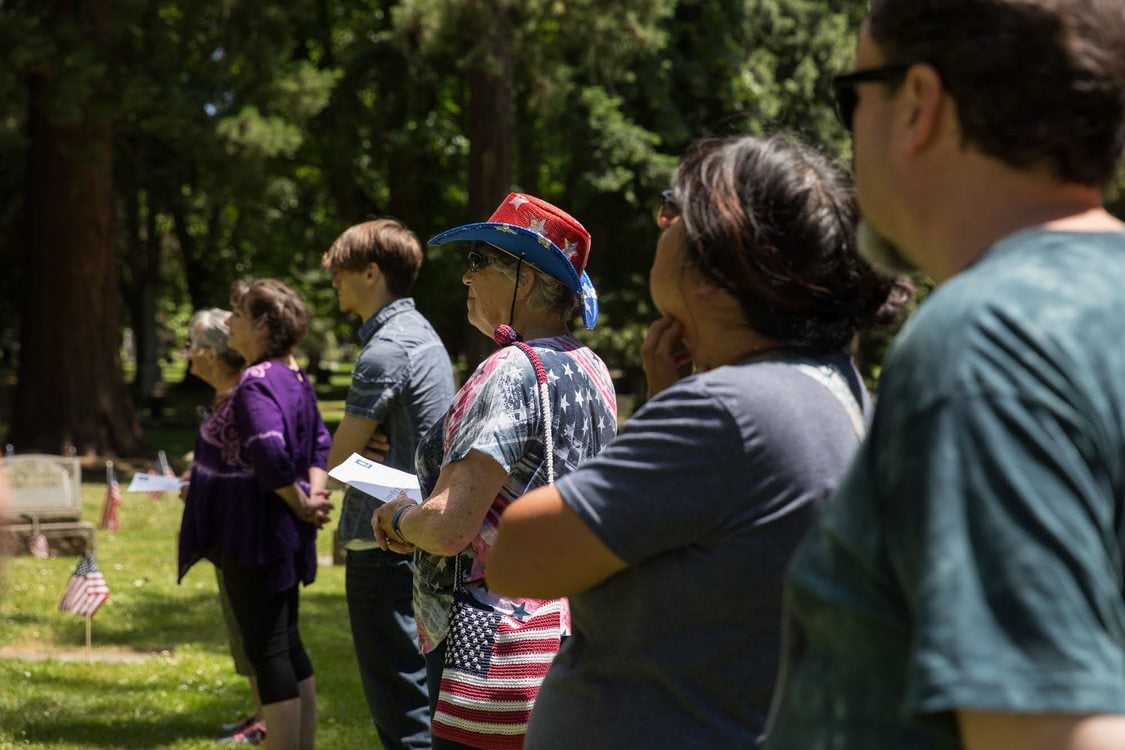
868, 0, 1125, 186
673, 134, 899, 352
229, 278, 309, 362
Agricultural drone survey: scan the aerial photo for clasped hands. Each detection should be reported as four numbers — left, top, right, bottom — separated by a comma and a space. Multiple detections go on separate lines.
290, 487, 333, 529
295, 428, 388, 529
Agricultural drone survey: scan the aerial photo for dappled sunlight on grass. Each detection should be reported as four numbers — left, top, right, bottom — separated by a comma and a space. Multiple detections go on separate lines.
0, 482, 377, 748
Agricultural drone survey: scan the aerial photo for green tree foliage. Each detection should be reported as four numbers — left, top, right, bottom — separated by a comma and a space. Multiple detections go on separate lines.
1, 0, 897, 451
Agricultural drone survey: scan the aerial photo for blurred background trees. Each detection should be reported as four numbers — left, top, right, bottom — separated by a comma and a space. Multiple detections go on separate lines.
5, 0, 1092, 454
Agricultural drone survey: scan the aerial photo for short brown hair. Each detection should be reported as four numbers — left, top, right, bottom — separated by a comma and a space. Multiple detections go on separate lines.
868, 0, 1125, 186
321, 218, 424, 296
229, 278, 309, 361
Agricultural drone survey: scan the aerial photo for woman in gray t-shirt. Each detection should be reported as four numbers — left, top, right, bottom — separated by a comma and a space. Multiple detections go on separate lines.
486, 133, 908, 749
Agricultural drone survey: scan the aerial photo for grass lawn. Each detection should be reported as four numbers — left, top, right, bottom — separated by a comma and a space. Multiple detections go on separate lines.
0, 381, 381, 748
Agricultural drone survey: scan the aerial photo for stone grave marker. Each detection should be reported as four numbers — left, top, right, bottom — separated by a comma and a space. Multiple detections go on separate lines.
0, 454, 94, 556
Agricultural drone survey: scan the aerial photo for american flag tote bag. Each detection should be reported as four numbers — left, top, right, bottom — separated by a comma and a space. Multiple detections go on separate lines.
433, 580, 564, 748
432, 329, 564, 748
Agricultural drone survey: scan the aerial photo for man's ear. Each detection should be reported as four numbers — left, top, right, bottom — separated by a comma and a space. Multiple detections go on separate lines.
900, 63, 948, 155
364, 262, 381, 283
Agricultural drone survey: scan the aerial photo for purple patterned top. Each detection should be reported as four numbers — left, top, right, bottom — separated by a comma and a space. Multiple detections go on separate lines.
178, 360, 331, 593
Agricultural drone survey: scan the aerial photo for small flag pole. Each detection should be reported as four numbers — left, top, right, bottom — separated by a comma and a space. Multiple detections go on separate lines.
100, 461, 122, 531
85, 613, 93, 658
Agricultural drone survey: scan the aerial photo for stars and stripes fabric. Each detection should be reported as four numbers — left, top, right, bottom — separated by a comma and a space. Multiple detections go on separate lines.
433, 594, 564, 749
433, 326, 563, 747
413, 335, 617, 653
99, 461, 122, 531
414, 333, 616, 748
58, 553, 110, 617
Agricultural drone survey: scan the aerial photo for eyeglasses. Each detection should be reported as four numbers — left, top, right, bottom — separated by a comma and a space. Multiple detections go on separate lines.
831, 64, 912, 131
466, 249, 495, 274
656, 189, 680, 229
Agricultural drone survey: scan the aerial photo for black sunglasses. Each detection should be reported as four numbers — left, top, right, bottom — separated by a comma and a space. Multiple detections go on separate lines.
656, 189, 680, 229
831, 64, 912, 131
466, 249, 495, 274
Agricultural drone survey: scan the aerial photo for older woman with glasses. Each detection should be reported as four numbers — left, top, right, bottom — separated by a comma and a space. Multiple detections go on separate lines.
373, 194, 617, 750
176, 308, 272, 744
485, 134, 907, 749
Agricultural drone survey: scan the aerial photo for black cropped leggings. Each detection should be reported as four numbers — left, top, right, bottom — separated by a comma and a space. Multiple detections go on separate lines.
220, 559, 313, 705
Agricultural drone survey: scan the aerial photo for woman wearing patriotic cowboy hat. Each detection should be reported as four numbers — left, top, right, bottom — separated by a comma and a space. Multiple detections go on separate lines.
373, 193, 617, 749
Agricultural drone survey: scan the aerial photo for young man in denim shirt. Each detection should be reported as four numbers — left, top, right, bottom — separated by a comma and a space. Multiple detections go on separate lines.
324, 219, 455, 750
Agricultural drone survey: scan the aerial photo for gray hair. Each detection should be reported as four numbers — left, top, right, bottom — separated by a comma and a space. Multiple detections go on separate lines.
484, 248, 580, 320
189, 308, 245, 370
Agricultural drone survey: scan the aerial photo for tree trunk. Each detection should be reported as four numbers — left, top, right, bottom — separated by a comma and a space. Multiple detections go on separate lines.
171, 198, 200, 311
463, 0, 514, 367
8, 0, 143, 457
122, 183, 162, 404
466, 0, 514, 222
515, 86, 542, 198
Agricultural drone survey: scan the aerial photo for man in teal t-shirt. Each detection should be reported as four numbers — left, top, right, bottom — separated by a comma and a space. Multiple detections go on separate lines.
765, 2, 1125, 749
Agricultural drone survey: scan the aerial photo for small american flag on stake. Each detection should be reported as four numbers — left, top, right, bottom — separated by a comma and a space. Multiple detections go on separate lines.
147, 450, 175, 499
99, 461, 122, 531
59, 553, 110, 617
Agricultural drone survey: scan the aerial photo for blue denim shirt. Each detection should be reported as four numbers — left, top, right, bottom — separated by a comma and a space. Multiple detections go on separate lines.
337, 297, 455, 545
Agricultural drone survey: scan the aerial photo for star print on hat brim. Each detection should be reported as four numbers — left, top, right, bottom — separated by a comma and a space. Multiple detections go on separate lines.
428, 192, 599, 329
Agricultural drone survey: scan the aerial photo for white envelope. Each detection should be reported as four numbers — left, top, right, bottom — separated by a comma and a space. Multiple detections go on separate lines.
126, 473, 188, 492
328, 453, 423, 504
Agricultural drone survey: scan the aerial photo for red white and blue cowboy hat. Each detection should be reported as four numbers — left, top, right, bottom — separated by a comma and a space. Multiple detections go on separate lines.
428, 192, 599, 329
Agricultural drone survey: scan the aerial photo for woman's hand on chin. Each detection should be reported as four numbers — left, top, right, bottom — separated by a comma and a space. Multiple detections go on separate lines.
641, 316, 692, 400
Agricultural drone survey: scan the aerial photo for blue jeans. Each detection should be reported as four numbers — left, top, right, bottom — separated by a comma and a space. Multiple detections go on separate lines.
346, 547, 431, 750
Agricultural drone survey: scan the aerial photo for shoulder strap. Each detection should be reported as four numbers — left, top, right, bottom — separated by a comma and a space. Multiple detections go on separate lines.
450, 327, 557, 594
450, 339, 554, 594
790, 361, 867, 441
509, 340, 555, 485
493, 324, 556, 485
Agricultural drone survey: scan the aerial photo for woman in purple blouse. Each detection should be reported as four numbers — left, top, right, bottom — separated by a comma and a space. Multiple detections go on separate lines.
212, 278, 334, 750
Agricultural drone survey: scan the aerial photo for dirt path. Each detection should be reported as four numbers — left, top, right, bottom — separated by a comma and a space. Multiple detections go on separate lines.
0, 647, 162, 663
